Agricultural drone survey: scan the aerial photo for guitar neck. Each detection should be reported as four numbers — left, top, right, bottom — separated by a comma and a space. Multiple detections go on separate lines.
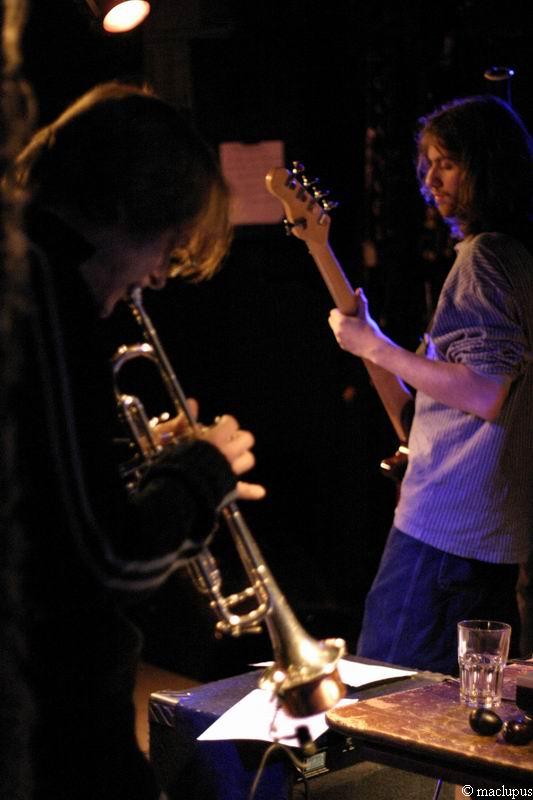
306, 241, 358, 316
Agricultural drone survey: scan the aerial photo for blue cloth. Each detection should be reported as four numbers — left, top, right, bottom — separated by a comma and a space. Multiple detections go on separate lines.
357, 528, 520, 675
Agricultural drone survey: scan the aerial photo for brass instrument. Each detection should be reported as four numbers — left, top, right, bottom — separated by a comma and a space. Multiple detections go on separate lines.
112, 286, 346, 717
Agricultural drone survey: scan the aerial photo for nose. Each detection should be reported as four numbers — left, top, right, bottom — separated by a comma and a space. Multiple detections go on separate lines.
425, 164, 441, 188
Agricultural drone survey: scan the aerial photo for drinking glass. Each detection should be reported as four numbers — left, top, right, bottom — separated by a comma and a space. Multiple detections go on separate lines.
457, 620, 511, 708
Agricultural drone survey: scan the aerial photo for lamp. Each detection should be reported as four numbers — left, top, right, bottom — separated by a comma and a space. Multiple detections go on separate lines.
85, 0, 151, 33
483, 66, 515, 106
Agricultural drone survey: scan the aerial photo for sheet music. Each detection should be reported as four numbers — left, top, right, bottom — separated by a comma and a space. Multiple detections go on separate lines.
197, 688, 356, 746
197, 660, 416, 745
337, 659, 416, 687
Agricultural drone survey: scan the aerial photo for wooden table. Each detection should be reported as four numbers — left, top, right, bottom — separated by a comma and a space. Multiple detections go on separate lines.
326, 663, 533, 790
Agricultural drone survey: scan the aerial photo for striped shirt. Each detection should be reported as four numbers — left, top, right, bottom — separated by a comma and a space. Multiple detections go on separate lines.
394, 232, 533, 563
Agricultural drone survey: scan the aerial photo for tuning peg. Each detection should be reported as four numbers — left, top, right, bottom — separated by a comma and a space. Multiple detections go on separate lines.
287, 161, 339, 214
291, 162, 319, 189
312, 188, 339, 212
302, 175, 319, 190
283, 217, 307, 236
290, 160, 324, 194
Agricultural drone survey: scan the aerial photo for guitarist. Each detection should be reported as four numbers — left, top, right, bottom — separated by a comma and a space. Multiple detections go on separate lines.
329, 95, 533, 675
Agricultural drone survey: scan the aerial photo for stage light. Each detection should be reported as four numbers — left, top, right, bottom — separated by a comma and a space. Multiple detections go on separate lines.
85, 0, 151, 33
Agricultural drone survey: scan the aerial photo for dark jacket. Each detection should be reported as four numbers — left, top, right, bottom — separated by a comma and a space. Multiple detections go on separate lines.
21, 207, 236, 799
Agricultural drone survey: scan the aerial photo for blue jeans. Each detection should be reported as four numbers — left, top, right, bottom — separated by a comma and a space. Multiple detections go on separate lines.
357, 527, 520, 675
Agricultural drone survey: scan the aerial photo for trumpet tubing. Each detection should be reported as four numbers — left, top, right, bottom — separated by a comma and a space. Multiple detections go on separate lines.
112, 286, 346, 716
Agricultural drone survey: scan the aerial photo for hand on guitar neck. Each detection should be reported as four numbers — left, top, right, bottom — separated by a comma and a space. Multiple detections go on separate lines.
265, 164, 411, 479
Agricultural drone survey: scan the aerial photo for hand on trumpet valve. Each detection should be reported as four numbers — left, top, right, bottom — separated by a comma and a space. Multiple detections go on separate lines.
199, 414, 266, 502
149, 398, 200, 447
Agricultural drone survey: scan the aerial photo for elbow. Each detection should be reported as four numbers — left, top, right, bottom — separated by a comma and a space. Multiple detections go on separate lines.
472, 377, 511, 422
478, 406, 501, 423
480, 398, 507, 423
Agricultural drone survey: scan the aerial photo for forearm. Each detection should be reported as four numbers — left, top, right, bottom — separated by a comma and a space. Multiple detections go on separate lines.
366, 337, 511, 421
329, 289, 512, 425
87, 439, 237, 595
126, 439, 236, 557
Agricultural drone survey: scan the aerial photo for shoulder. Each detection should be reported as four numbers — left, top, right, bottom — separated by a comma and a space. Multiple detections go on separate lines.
470, 232, 533, 270
455, 232, 533, 289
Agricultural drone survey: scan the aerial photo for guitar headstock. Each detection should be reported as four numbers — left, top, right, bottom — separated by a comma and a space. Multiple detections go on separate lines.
265, 162, 338, 247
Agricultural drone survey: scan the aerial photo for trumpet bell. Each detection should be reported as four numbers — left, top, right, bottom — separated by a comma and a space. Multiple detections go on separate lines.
259, 636, 346, 717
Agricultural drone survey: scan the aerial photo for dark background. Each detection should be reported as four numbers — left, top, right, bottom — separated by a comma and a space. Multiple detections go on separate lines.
21, 0, 533, 679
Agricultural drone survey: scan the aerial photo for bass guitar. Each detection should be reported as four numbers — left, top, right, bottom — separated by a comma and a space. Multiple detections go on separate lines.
265, 162, 408, 483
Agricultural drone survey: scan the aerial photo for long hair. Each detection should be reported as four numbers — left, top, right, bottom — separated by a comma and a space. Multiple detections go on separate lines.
416, 95, 533, 240
10, 81, 232, 280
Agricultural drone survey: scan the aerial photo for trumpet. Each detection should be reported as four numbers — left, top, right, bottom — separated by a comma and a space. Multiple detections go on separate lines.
112, 286, 346, 717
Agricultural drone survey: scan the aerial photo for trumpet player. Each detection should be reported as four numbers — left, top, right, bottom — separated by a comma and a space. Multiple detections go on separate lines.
8, 82, 264, 800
